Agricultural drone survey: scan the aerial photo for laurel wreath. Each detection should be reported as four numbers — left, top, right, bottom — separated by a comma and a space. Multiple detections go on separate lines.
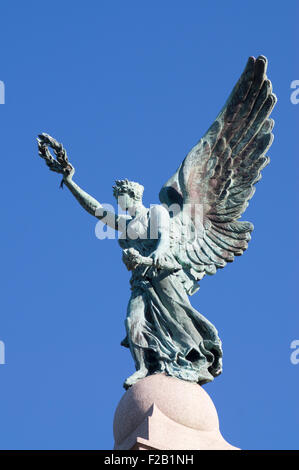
37, 133, 73, 187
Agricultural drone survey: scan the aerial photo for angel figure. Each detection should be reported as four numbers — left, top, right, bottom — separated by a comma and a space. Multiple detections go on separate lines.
37, 55, 276, 389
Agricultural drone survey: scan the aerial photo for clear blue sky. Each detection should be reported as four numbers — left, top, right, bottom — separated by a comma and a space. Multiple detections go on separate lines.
0, 0, 298, 450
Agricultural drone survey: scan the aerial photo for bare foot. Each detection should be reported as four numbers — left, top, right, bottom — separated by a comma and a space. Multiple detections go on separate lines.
123, 368, 148, 389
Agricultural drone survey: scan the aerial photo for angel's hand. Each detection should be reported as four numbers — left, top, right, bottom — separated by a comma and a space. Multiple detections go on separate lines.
37, 133, 75, 182
150, 249, 168, 269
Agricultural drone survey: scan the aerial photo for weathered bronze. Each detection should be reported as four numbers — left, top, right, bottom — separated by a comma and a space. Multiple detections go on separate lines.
37, 56, 276, 389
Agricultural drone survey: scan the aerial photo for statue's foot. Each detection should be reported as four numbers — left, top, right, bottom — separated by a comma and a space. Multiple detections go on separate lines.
123, 368, 148, 390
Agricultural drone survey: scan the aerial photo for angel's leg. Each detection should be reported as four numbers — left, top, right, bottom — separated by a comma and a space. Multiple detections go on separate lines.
123, 289, 149, 389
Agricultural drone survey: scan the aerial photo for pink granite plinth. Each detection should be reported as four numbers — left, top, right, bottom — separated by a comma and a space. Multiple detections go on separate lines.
113, 373, 239, 450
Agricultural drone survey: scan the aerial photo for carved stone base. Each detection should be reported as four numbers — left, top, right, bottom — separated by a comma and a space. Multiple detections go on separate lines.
113, 373, 239, 450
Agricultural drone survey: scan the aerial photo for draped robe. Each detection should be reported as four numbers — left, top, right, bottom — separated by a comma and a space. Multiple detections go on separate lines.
119, 208, 223, 385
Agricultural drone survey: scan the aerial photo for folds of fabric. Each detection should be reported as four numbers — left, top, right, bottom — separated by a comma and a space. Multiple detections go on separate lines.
128, 270, 223, 385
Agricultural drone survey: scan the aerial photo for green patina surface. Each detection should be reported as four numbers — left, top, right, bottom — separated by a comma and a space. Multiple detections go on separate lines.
37, 55, 276, 389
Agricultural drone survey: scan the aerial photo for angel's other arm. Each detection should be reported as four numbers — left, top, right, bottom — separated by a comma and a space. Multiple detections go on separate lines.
63, 176, 130, 231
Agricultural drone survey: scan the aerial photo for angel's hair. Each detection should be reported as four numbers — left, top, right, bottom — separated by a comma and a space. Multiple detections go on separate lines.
112, 179, 144, 201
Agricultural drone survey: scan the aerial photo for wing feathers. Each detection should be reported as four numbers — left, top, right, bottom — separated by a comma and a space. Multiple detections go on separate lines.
160, 56, 276, 280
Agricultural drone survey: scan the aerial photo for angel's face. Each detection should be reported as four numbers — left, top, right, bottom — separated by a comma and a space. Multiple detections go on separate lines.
117, 192, 135, 211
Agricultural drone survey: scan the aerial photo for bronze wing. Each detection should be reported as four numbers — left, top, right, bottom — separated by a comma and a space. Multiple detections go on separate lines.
159, 56, 277, 279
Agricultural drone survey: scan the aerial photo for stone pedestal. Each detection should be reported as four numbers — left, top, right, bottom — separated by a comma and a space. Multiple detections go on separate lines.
113, 373, 239, 450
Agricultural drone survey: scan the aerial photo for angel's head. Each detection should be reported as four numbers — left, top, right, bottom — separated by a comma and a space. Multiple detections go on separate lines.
113, 179, 144, 212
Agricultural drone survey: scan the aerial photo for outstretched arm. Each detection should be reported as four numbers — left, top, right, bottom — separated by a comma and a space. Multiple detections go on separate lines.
37, 133, 129, 231
63, 175, 129, 230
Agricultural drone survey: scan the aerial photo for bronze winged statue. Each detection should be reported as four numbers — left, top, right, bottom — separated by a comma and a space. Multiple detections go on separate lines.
38, 55, 276, 389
